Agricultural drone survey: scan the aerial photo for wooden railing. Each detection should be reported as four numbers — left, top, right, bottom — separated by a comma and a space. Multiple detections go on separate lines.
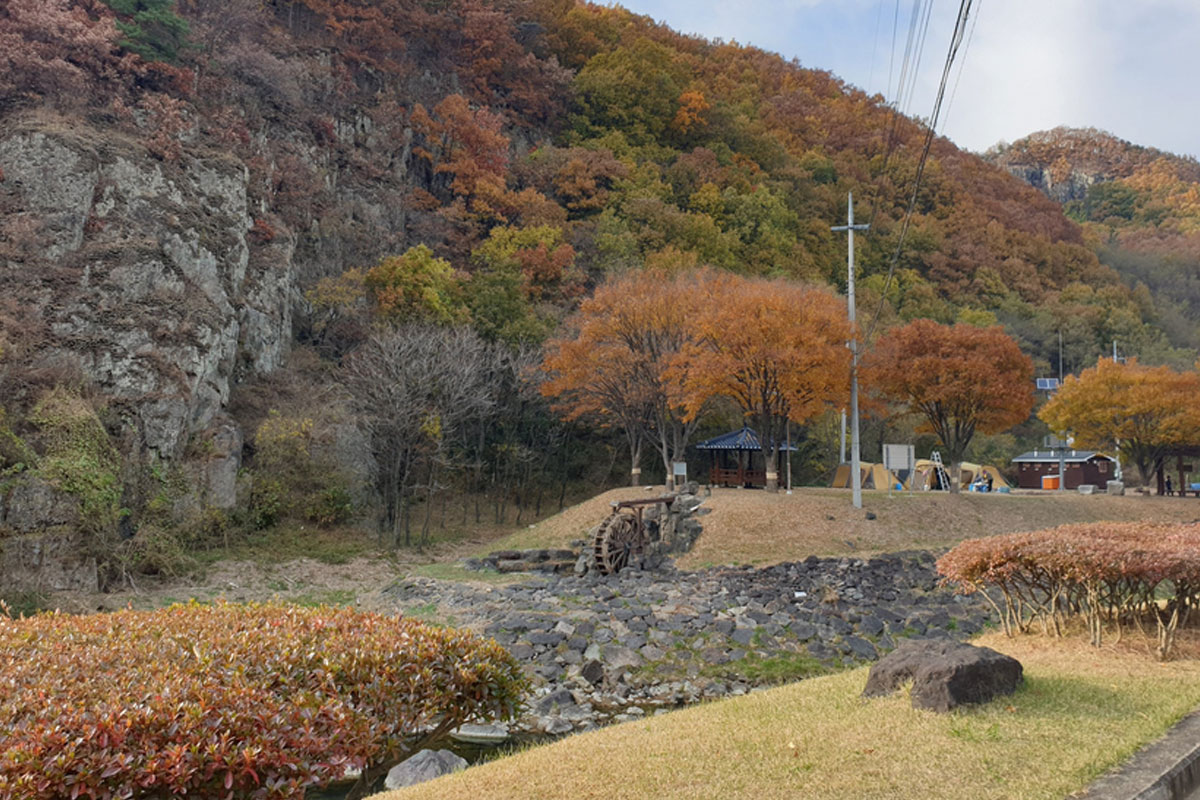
709, 467, 766, 487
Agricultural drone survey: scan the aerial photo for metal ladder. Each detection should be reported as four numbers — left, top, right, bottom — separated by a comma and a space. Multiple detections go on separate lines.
930, 451, 952, 491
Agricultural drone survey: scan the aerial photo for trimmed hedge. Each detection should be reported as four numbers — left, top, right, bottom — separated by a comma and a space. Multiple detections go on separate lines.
0, 602, 527, 799
938, 522, 1200, 659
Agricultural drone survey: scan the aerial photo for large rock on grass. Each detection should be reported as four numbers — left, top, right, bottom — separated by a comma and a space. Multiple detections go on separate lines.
384, 749, 467, 789
862, 639, 1022, 712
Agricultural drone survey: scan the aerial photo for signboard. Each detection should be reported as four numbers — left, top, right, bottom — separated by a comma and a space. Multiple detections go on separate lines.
882, 444, 915, 473
672, 461, 688, 481
1044, 434, 1075, 449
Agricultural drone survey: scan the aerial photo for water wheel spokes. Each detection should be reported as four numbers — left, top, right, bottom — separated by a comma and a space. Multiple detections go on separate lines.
593, 511, 643, 575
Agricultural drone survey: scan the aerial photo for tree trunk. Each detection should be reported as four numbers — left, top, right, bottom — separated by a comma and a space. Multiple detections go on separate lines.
763, 447, 778, 492
659, 426, 674, 491
949, 460, 962, 494
627, 426, 643, 486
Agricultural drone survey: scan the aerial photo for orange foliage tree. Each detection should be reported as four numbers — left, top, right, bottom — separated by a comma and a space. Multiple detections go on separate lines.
672, 276, 851, 492
540, 269, 711, 488
864, 320, 1034, 492
1038, 358, 1200, 488
540, 333, 653, 485
411, 94, 510, 218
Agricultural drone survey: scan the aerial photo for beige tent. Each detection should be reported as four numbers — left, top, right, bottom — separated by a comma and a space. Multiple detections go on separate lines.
830, 462, 903, 490
908, 459, 1010, 491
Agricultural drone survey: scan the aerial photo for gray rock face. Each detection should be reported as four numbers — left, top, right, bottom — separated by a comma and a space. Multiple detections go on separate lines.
862, 639, 1022, 712
0, 118, 294, 462
0, 530, 98, 593
384, 749, 467, 790
4, 476, 80, 533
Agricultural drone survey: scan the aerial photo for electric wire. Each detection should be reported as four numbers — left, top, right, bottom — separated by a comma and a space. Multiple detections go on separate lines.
863, 0, 977, 344
886, 0, 900, 103
867, 0, 886, 96
941, 0, 981, 136
863, 0, 928, 237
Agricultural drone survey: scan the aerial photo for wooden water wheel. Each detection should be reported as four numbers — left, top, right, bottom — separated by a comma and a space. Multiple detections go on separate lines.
591, 495, 676, 575
592, 510, 643, 575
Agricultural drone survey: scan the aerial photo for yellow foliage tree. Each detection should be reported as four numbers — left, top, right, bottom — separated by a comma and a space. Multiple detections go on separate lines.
1039, 358, 1200, 487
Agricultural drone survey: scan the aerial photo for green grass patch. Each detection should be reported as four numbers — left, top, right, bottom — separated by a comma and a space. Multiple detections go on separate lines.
194, 524, 380, 568
381, 634, 1200, 800
0, 590, 51, 618
711, 651, 830, 685
400, 601, 457, 627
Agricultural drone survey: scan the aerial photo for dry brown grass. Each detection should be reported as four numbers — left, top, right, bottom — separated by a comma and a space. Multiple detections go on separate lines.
381, 632, 1200, 800
480, 485, 1200, 568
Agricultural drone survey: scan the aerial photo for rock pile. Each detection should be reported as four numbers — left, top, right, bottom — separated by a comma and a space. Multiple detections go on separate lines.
471, 549, 579, 574
383, 550, 993, 736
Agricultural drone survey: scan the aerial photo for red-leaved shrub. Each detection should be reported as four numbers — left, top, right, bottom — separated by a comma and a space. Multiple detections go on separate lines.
0, 602, 527, 799
938, 521, 1200, 659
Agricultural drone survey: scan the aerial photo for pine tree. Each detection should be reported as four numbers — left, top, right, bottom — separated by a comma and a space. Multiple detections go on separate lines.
102, 0, 190, 63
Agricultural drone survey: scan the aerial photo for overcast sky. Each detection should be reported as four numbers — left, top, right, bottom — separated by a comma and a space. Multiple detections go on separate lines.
616, 0, 1200, 159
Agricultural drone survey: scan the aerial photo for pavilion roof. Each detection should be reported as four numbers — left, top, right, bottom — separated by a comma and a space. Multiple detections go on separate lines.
695, 426, 797, 452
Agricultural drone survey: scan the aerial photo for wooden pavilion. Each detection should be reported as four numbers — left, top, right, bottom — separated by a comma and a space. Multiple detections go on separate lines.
695, 426, 796, 488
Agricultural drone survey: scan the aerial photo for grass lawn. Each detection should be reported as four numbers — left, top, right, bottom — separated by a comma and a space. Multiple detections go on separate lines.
381, 633, 1200, 800
472, 485, 1200, 570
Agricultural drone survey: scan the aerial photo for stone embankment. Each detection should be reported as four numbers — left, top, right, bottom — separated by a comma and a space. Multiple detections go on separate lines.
383, 550, 992, 737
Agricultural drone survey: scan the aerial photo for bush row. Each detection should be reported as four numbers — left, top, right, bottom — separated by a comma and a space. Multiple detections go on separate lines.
0, 602, 527, 799
937, 522, 1200, 659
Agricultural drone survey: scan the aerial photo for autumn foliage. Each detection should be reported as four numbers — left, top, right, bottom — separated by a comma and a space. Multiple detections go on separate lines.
938, 522, 1200, 659
1038, 358, 1200, 485
672, 275, 851, 491
0, 602, 526, 799
542, 269, 852, 491
540, 268, 708, 487
864, 320, 1033, 490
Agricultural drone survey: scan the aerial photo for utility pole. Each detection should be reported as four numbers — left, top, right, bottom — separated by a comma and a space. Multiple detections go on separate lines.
1058, 328, 1063, 385
833, 192, 869, 509
1112, 340, 1124, 480
839, 409, 847, 464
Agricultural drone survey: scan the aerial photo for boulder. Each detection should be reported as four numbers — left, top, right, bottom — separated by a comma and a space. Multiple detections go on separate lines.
539, 716, 574, 735
580, 659, 605, 685
384, 749, 467, 790
862, 639, 1022, 712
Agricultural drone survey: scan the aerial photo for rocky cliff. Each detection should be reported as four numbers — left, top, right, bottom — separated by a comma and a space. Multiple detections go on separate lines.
984, 126, 1200, 204
0, 114, 294, 463
0, 112, 305, 590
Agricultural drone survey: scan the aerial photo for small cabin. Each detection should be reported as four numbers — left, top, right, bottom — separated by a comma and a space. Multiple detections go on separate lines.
1010, 450, 1117, 490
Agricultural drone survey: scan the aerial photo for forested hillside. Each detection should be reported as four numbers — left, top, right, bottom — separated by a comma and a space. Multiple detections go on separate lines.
0, 0, 1188, 585
987, 127, 1200, 359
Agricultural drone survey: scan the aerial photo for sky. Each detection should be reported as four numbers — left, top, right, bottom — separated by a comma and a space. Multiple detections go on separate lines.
614, 0, 1200, 159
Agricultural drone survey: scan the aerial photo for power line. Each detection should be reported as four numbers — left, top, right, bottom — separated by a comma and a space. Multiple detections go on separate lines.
864, 0, 928, 236
867, 0, 886, 96
899, 0, 936, 118
941, 0, 982, 135
886, 0, 900, 103
863, 0, 978, 344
